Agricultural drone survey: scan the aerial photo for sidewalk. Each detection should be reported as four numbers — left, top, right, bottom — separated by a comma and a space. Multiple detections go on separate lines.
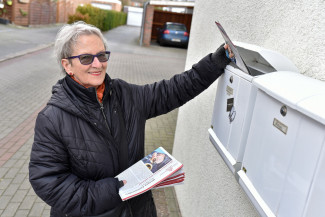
0, 24, 63, 62
0, 24, 186, 217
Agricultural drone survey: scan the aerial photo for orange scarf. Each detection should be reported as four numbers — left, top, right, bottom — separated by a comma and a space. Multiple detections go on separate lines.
70, 75, 105, 103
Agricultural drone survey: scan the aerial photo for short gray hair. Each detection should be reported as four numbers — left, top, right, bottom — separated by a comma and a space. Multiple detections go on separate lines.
54, 21, 108, 74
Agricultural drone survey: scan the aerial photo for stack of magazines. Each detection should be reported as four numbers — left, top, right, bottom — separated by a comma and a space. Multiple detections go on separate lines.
116, 147, 185, 201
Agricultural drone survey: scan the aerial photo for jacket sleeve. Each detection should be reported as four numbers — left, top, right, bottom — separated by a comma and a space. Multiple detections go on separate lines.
139, 45, 230, 119
29, 111, 122, 216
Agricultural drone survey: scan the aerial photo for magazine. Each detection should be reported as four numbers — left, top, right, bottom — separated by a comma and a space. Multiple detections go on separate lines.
116, 147, 185, 201
215, 21, 250, 75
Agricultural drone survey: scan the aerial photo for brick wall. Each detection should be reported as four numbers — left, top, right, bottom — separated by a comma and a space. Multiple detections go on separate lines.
1, 0, 13, 21
10, 0, 57, 26
142, 5, 154, 46
11, 0, 29, 26
111, 3, 122, 11
29, 0, 57, 26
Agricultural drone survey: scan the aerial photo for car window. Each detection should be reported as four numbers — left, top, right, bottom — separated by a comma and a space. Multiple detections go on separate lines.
166, 24, 187, 31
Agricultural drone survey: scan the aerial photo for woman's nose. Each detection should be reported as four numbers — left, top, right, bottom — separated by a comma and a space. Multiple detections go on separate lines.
92, 56, 102, 67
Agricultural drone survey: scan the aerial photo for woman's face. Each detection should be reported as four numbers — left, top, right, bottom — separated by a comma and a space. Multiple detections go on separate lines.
155, 153, 165, 164
62, 34, 107, 88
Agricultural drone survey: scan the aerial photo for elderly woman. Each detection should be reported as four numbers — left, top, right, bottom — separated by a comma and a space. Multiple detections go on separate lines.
29, 21, 232, 217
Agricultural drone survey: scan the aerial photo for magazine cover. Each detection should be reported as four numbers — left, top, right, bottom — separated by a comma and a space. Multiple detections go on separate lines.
215, 21, 250, 75
116, 147, 184, 201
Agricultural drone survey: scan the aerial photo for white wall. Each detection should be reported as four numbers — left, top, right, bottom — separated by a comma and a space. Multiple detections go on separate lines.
126, 6, 143, 26
172, 1, 325, 217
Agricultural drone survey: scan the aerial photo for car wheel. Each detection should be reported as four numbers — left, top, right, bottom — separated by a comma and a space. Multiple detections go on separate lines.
159, 40, 165, 46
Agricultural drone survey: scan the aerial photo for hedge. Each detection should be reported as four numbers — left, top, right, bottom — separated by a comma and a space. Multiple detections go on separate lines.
68, 4, 127, 31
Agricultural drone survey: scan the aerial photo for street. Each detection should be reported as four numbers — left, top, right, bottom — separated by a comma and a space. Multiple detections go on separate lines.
0, 24, 186, 217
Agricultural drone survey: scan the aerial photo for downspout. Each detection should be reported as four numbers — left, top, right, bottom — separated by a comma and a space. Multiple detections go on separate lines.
140, 1, 149, 46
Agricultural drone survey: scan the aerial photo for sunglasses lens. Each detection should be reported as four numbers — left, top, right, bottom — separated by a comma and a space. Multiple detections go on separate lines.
97, 52, 109, 62
76, 52, 110, 65
79, 54, 93, 65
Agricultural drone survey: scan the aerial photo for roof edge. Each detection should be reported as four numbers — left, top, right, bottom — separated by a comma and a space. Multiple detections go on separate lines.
149, 1, 195, 7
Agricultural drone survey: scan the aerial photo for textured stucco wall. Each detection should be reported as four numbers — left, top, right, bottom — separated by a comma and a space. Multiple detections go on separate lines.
172, 1, 325, 217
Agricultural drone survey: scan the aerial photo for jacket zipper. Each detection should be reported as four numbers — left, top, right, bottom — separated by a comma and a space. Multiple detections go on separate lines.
99, 102, 112, 135
96, 87, 112, 135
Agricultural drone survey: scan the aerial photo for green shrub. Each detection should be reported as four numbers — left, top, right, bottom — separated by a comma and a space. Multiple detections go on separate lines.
68, 12, 90, 24
68, 4, 127, 31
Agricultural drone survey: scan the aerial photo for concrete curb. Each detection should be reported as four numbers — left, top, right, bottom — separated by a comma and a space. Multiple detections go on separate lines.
0, 43, 54, 63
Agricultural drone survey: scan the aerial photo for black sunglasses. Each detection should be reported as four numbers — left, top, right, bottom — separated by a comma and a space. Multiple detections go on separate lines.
66, 51, 111, 65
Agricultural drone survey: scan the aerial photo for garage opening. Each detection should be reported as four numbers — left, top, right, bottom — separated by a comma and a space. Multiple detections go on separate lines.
140, 1, 194, 46
151, 10, 192, 41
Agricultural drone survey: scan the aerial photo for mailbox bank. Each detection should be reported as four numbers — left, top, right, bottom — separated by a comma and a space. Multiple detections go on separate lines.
209, 42, 325, 216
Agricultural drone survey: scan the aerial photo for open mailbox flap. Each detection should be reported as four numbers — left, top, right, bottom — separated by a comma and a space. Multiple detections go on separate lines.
234, 41, 299, 76
253, 71, 325, 125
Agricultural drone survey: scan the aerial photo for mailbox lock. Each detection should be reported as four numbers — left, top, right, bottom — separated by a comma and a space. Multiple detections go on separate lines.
229, 76, 233, 83
280, 105, 287, 116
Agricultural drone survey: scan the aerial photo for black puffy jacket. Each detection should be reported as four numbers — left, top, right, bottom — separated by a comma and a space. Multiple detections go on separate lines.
29, 50, 230, 217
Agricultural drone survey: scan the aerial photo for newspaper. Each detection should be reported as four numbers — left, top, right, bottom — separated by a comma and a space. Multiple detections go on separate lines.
116, 147, 184, 201
215, 21, 250, 75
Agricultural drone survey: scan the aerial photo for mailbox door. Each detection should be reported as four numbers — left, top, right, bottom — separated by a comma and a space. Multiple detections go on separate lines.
303, 136, 325, 217
211, 67, 254, 164
276, 118, 325, 217
242, 90, 301, 214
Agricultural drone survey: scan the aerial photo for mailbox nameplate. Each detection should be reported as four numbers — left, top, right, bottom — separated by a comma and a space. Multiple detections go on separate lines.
273, 118, 288, 134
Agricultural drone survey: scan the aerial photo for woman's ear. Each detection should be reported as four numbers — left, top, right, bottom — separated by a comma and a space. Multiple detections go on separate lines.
61, 59, 73, 75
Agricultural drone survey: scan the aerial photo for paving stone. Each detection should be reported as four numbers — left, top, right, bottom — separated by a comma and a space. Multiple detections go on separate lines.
12, 173, 27, 184
0, 178, 12, 190
27, 188, 36, 196
10, 151, 24, 160
1, 202, 20, 217
0, 195, 12, 209
29, 202, 47, 217
11, 189, 28, 203
169, 211, 182, 217
41, 208, 51, 217
14, 210, 30, 217
19, 195, 36, 210
12, 160, 25, 169
4, 168, 19, 179
18, 163, 28, 175
0, 167, 10, 178
164, 187, 176, 199
35, 196, 45, 203
3, 183, 19, 196
18, 178, 30, 190
167, 198, 180, 212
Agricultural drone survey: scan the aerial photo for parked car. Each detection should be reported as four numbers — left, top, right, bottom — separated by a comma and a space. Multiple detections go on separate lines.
157, 22, 189, 48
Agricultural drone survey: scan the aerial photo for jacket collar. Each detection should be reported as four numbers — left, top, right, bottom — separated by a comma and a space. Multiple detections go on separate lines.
48, 74, 113, 119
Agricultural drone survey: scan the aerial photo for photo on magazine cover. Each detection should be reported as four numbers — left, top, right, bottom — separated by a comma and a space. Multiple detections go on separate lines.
142, 148, 172, 173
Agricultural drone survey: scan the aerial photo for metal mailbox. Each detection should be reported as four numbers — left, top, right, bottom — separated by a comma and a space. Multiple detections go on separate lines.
238, 71, 325, 217
209, 42, 298, 175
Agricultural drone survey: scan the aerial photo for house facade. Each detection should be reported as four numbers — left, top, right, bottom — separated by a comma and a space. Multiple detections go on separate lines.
0, 0, 122, 26
172, 0, 325, 216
